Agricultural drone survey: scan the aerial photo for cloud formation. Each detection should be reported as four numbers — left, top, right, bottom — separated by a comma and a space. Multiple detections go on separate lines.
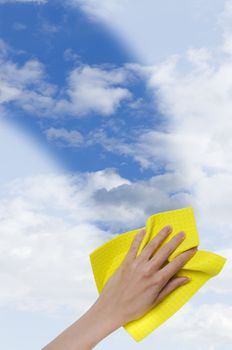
0, 39, 133, 118
0, 170, 130, 313
45, 127, 84, 147
0, 0, 47, 3
1, 1, 232, 348
55, 64, 132, 116
156, 303, 232, 349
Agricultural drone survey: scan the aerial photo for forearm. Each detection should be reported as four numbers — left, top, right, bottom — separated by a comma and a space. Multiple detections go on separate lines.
42, 300, 121, 350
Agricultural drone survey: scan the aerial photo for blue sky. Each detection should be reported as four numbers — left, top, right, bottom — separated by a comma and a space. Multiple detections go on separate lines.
0, 0, 160, 180
0, 1, 232, 349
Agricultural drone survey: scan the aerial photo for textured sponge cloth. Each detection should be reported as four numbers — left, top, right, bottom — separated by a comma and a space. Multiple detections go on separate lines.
89, 207, 227, 342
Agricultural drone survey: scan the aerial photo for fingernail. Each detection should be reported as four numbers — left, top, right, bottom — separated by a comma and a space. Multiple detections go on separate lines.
191, 247, 198, 254
165, 225, 173, 232
182, 277, 191, 284
178, 231, 186, 239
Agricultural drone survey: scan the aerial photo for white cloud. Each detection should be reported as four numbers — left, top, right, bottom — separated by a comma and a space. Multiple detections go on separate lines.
201, 249, 232, 295
55, 64, 132, 116
40, 22, 60, 34
63, 48, 82, 64
0, 39, 9, 57
68, 0, 127, 22
0, 117, 60, 183
155, 303, 232, 349
1, 0, 228, 246
70, 0, 225, 65
13, 22, 27, 31
81, 12, 232, 235
0, 170, 131, 314
0, 0, 47, 3
0, 39, 133, 117
45, 127, 84, 147
0, 42, 57, 111
1, 167, 230, 322
126, 39, 232, 231
0, 3, 231, 348
0, 119, 108, 315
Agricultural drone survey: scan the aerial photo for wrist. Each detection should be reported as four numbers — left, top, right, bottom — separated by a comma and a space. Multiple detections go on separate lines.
91, 297, 122, 330
83, 299, 121, 349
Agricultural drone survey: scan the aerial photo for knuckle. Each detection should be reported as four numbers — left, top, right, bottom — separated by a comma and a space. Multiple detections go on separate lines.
131, 259, 138, 269
172, 278, 181, 287
132, 235, 140, 244
130, 233, 143, 249
147, 235, 157, 246
142, 263, 152, 277
165, 245, 174, 256
129, 239, 140, 251
120, 261, 133, 277
129, 243, 137, 253
154, 273, 165, 285
140, 242, 155, 260
157, 231, 165, 240
156, 231, 168, 243
172, 233, 182, 244
176, 254, 188, 267
148, 240, 158, 252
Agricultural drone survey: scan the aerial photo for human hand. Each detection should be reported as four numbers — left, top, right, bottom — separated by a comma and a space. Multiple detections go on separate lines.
95, 225, 197, 328
43, 225, 198, 350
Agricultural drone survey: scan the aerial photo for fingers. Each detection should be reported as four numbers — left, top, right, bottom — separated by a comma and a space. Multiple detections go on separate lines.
123, 229, 146, 263
157, 247, 198, 287
148, 231, 186, 269
138, 225, 173, 262
152, 276, 190, 307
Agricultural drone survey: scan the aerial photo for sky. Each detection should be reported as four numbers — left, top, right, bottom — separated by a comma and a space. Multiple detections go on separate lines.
0, 0, 232, 349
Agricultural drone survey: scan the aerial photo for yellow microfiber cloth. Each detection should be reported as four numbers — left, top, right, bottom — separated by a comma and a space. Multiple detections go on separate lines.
89, 207, 227, 342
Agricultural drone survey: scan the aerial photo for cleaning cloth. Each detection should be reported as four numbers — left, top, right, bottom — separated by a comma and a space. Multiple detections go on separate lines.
89, 207, 227, 342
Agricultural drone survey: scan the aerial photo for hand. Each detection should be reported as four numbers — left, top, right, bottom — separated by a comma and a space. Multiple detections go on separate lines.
43, 225, 198, 350
95, 225, 197, 327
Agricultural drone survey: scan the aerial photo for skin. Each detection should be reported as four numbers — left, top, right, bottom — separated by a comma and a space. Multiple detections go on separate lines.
42, 225, 198, 350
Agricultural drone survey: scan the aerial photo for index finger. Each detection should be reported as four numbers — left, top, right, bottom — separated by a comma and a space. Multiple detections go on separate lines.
147, 230, 186, 269
138, 225, 173, 262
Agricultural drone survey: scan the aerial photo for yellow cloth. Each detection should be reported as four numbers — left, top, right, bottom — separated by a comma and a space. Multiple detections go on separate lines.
89, 207, 227, 342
